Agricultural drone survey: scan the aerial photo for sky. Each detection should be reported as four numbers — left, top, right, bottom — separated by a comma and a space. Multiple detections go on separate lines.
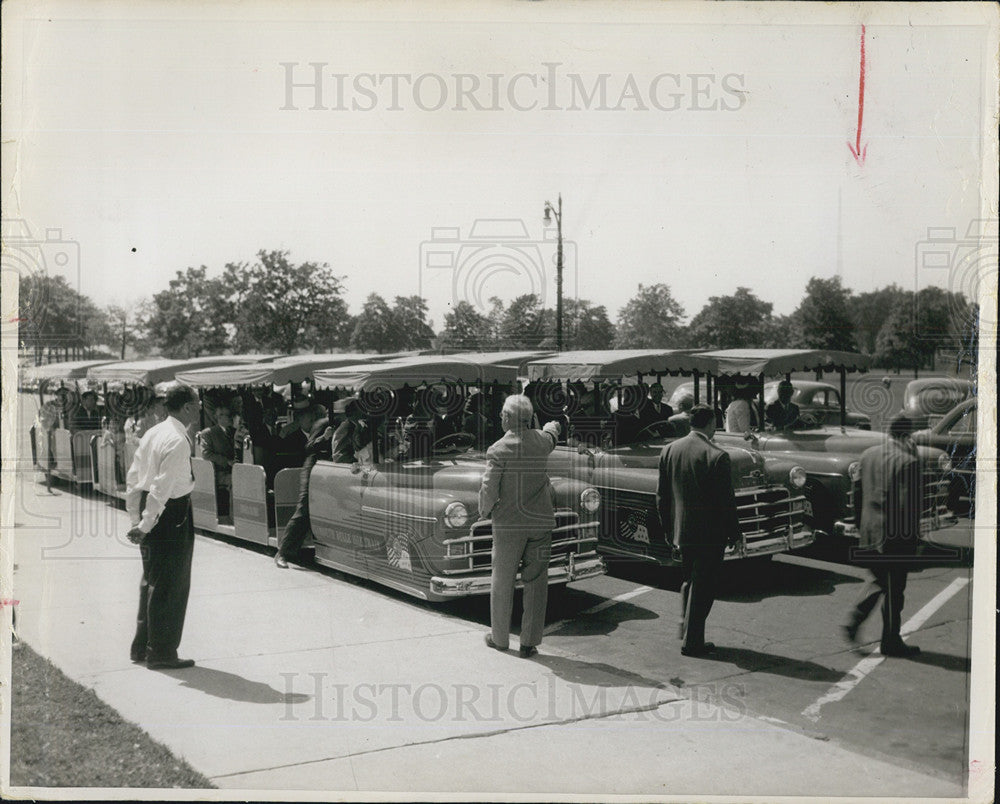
2, 0, 997, 335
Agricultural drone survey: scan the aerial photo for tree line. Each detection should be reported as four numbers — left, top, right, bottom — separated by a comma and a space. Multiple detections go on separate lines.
19, 251, 979, 374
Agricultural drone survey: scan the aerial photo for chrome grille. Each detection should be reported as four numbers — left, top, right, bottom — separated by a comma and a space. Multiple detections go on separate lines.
735, 485, 808, 541
442, 509, 599, 576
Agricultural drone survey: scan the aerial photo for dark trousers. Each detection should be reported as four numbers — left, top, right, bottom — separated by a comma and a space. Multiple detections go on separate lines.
846, 564, 909, 649
278, 465, 312, 560
679, 543, 725, 650
131, 493, 195, 662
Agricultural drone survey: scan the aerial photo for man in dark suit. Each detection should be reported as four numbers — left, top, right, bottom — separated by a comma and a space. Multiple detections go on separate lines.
198, 404, 235, 517
479, 395, 561, 658
656, 405, 740, 657
637, 383, 674, 431
765, 380, 801, 430
275, 402, 333, 568
842, 414, 924, 657
69, 390, 102, 431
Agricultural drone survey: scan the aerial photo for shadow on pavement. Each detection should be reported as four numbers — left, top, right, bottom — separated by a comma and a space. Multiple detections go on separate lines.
698, 645, 844, 683
545, 599, 660, 637
717, 558, 861, 603
530, 652, 674, 692
160, 665, 312, 704
905, 650, 971, 673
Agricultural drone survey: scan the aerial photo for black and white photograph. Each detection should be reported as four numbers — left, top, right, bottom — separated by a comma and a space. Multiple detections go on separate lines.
1, 1, 996, 801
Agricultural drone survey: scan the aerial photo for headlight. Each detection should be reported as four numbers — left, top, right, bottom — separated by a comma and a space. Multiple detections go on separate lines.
788, 466, 807, 488
848, 461, 861, 482
937, 454, 953, 473
580, 487, 601, 513
443, 502, 469, 529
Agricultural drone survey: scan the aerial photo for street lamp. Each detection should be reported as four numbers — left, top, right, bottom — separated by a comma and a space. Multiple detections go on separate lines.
543, 194, 563, 352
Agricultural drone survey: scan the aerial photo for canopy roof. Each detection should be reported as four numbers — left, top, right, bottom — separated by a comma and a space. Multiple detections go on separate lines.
524, 349, 707, 382
24, 358, 121, 382
176, 353, 386, 388
440, 351, 555, 373
314, 354, 522, 392
86, 354, 279, 386
691, 349, 872, 377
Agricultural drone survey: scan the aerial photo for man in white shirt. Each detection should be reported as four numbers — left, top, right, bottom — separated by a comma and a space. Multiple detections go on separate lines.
125, 384, 201, 670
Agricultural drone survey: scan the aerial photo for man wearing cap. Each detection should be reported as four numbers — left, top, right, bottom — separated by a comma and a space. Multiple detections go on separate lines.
479, 394, 561, 658
275, 401, 333, 568
125, 384, 201, 670
842, 414, 924, 657
657, 404, 740, 657
765, 380, 801, 430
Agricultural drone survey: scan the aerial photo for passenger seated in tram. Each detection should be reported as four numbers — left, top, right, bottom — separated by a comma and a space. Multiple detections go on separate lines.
668, 394, 694, 437
332, 397, 372, 465
725, 383, 758, 434
198, 401, 237, 517
69, 390, 102, 431
609, 384, 649, 445
765, 380, 802, 431
462, 390, 496, 449
636, 382, 674, 428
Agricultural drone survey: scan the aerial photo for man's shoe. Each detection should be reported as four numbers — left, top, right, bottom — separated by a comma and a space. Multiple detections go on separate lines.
274, 553, 289, 569
484, 634, 508, 652
881, 642, 921, 658
519, 645, 538, 659
681, 642, 716, 657
147, 657, 195, 670
130, 654, 146, 664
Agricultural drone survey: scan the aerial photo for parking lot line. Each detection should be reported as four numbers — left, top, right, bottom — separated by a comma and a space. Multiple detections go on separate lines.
544, 585, 655, 635
802, 576, 970, 722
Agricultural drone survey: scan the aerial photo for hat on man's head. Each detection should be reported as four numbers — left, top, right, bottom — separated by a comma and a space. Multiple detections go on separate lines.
291, 397, 312, 411
888, 413, 915, 438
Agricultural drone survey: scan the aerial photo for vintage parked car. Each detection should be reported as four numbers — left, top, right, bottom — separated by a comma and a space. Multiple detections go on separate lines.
912, 398, 978, 515
901, 377, 975, 431
689, 349, 957, 540
298, 354, 606, 601
523, 350, 815, 566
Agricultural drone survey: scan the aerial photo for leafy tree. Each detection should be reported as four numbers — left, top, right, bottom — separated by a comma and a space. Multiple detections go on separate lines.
791, 276, 856, 352
144, 266, 230, 358
18, 273, 108, 361
439, 301, 492, 350
102, 302, 151, 359
613, 283, 685, 348
852, 284, 908, 354
687, 287, 774, 349
234, 250, 349, 354
564, 299, 615, 350
391, 296, 436, 351
759, 313, 795, 349
498, 294, 546, 348
350, 294, 397, 353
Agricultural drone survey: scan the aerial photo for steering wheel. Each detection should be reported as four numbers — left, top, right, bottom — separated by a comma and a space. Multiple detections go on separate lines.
432, 432, 476, 453
634, 420, 675, 442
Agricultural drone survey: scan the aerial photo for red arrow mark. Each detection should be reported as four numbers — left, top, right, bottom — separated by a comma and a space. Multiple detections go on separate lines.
847, 24, 868, 165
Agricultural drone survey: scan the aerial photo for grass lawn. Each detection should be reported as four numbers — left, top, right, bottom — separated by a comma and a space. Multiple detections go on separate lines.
9, 642, 214, 789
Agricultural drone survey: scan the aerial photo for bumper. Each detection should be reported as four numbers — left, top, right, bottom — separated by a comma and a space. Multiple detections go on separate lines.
429, 553, 606, 598
725, 524, 815, 560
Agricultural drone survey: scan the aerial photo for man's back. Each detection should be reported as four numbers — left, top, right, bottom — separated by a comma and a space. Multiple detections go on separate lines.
857, 439, 921, 552
657, 432, 739, 549
480, 427, 557, 529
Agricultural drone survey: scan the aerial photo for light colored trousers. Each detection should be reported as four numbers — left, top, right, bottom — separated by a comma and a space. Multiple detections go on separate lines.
490, 528, 552, 649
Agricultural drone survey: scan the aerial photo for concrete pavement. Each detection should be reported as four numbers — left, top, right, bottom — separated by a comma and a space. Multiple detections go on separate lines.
8, 472, 965, 798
